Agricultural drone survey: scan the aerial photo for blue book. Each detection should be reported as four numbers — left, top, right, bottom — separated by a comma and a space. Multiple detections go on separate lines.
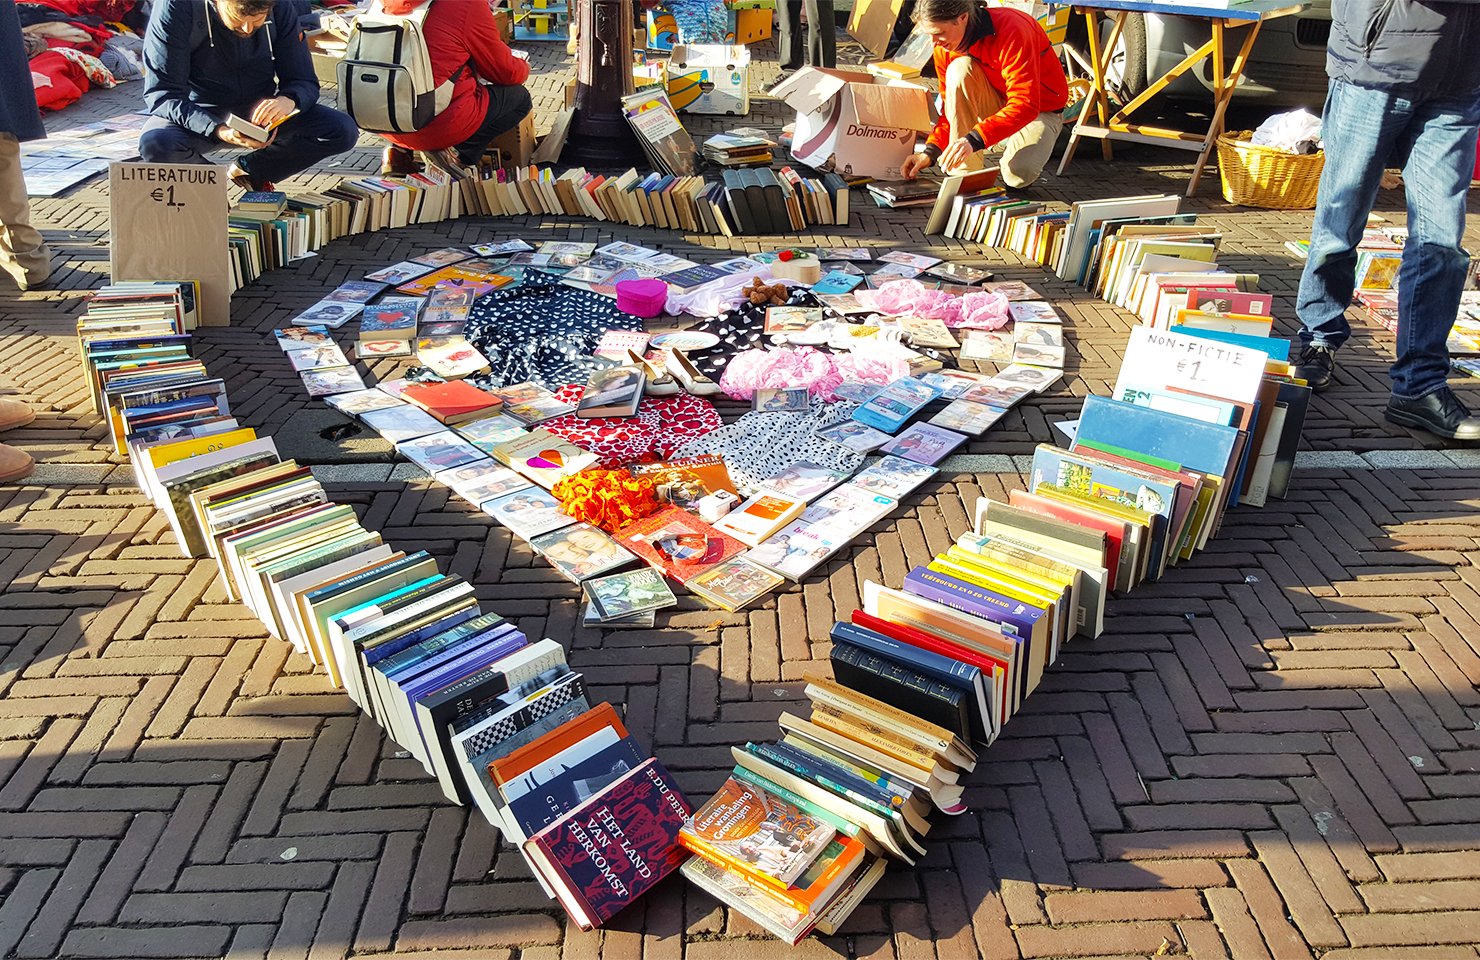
812, 270, 864, 295
1075, 395, 1240, 482
504, 736, 648, 838
852, 378, 941, 434
365, 611, 505, 671
374, 622, 521, 721
1168, 325, 1291, 361
831, 620, 991, 743
361, 605, 484, 718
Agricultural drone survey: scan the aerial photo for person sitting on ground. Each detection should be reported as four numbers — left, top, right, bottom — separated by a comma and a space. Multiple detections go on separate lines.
375, 0, 532, 177
139, 0, 358, 191
900, 0, 1068, 189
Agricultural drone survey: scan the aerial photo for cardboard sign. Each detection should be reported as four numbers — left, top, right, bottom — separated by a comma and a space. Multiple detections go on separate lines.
667, 44, 751, 115
1114, 325, 1269, 404
109, 162, 231, 327
848, 0, 905, 58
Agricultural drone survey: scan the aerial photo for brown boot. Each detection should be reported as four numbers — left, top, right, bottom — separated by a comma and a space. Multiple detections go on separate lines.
0, 399, 34, 432
0, 444, 34, 483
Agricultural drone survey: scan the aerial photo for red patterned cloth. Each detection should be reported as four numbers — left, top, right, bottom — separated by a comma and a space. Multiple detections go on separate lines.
539, 385, 722, 469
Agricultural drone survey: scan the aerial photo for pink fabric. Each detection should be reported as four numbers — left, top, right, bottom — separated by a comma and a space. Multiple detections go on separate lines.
538, 385, 723, 468
855, 279, 1012, 330
717, 346, 906, 401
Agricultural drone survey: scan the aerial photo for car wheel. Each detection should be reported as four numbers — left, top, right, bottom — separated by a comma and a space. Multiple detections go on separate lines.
1066, 11, 1149, 103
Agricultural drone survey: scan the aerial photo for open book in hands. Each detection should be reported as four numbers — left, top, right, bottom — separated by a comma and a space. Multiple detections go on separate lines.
225, 109, 300, 142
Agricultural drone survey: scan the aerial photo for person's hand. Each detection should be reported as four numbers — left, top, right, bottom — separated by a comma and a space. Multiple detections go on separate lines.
901, 152, 933, 179
250, 95, 297, 128
216, 125, 272, 150
939, 136, 975, 172
24, 22, 91, 43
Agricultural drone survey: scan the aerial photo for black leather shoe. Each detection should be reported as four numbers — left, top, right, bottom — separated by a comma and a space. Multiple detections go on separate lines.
1385, 387, 1480, 440
1294, 343, 1336, 392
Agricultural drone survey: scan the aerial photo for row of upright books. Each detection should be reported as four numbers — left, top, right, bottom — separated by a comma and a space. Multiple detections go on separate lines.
76, 280, 703, 931
223, 156, 856, 289
676, 193, 1322, 942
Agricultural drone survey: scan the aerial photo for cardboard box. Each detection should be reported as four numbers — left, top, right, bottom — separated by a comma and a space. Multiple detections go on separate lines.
769, 67, 932, 180
488, 111, 536, 168
733, 6, 772, 43
847, 0, 905, 58
494, 8, 513, 42
564, 76, 577, 109
666, 44, 750, 115
305, 34, 345, 85
646, 8, 679, 50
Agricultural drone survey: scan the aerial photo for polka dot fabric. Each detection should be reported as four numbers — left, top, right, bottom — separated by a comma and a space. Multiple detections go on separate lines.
674, 397, 865, 496
539, 385, 723, 469
464, 274, 642, 390
680, 287, 827, 381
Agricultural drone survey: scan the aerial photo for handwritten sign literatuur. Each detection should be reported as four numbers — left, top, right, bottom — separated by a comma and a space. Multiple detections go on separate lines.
109, 162, 231, 326
1114, 325, 1270, 405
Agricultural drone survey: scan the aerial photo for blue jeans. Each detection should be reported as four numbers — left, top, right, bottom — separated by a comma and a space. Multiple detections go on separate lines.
138, 103, 358, 188
1295, 78, 1480, 400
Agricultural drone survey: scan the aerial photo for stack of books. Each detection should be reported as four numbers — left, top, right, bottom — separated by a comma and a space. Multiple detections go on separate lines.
720, 167, 850, 233
702, 132, 776, 167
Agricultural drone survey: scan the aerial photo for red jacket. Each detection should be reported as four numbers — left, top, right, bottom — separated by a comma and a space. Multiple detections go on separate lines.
926, 6, 1068, 155
381, 0, 531, 151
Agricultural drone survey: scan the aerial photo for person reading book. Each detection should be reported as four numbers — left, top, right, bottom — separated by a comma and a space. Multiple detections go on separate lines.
899, 0, 1068, 189
139, 0, 358, 191
374, 0, 533, 177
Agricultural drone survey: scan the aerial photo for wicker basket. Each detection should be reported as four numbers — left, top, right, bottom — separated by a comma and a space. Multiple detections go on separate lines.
1215, 130, 1324, 210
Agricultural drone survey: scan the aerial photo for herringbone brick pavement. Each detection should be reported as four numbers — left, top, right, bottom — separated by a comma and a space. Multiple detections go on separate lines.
1, 29, 1479, 960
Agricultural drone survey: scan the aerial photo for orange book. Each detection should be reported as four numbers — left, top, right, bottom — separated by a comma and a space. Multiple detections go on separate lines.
400, 380, 502, 426
488, 702, 627, 788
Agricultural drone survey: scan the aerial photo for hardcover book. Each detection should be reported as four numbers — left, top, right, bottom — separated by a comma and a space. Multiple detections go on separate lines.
401, 380, 503, 426
576, 366, 646, 419
359, 297, 422, 338
523, 758, 691, 930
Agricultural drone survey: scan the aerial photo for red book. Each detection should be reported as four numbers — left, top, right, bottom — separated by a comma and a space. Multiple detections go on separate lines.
615, 505, 746, 583
400, 380, 502, 426
523, 757, 691, 930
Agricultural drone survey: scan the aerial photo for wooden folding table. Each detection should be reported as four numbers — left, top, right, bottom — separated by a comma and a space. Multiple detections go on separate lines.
1055, 0, 1309, 196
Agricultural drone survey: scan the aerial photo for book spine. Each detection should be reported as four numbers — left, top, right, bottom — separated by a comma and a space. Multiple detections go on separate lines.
749, 743, 896, 822
832, 622, 978, 687
902, 568, 1024, 636
729, 765, 864, 840
829, 642, 969, 742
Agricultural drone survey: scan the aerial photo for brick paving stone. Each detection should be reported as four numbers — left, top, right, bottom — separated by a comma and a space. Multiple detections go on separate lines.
1339, 911, 1480, 948
59, 925, 233, 958
269, 890, 329, 960
1071, 859, 1229, 889
1226, 859, 1315, 960
0, 868, 59, 958
1013, 920, 1182, 958
1204, 888, 1273, 960
1043, 889, 1208, 923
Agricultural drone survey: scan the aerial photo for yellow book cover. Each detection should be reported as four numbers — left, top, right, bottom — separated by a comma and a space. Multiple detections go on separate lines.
146, 427, 257, 471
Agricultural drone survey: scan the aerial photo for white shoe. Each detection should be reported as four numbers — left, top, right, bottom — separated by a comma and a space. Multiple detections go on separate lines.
627, 350, 680, 396
665, 350, 721, 396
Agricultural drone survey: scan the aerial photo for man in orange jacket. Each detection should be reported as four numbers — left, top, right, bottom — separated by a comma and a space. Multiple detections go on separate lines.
900, 0, 1068, 189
